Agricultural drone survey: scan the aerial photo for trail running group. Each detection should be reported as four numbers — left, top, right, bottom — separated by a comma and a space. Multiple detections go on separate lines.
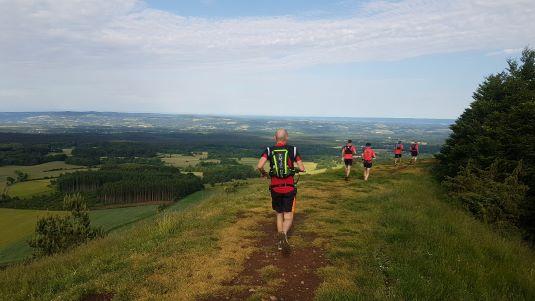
257, 128, 420, 253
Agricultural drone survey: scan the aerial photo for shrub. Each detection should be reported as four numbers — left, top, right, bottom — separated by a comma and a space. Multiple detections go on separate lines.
443, 160, 528, 230
28, 193, 103, 257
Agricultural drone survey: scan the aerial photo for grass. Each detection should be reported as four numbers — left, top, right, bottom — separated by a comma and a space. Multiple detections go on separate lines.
0, 205, 162, 265
0, 161, 89, 193
160, 153, 218, 168
0, 162, 534, 300
6, 179, 52, 198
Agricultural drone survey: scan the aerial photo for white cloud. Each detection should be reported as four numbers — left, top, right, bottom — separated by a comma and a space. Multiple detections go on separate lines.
1, 0, 534, 70
0, 0, 534, 118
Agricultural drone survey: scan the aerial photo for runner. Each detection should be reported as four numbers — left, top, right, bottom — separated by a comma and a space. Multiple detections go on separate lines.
394, 140, 404, 166
257, 128, 305, 253
410, 141, 419, 164
341, 139, 357, 181
362, 143, 376, 181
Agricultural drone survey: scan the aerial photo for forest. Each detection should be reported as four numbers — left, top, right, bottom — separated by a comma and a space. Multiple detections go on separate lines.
0, 143, 66, 166
55, 165, 204, 205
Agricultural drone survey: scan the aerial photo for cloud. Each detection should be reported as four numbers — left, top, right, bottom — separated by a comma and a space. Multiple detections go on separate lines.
1, 0, 534, 70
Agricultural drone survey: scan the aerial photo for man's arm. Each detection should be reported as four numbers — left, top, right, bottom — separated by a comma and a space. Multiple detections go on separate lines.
257, 157, 268, 177
296, 159, 305, 172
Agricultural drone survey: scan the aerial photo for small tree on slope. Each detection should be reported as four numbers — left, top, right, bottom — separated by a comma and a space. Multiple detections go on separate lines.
29, 193, 103, 257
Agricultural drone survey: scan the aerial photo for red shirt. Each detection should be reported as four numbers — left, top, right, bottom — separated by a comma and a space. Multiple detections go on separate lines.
342, 145, 356, 159
362, 147, 376, 161
394, 143, 404, 155
261, 142, 301, 194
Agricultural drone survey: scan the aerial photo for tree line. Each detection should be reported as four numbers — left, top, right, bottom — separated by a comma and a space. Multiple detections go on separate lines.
0, 143, 66, 166
436, 48, 535, 241
55, 164, 203, 205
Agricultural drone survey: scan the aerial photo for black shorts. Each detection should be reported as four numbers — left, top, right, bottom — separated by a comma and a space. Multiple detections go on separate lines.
344, 159, 353, 166
363, 160, 372, 168
411, 151, 418, 157
271, 190, 296, 213
395, 154, 402, 158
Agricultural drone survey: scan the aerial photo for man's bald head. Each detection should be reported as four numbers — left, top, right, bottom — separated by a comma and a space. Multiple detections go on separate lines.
275, 128, 288, 143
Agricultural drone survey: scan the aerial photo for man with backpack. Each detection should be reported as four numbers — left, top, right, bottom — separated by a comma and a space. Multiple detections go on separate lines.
410, 141, 419, 164
393, 140, 404, 166
362, 143, 376, 181
341, 139, 357, 181
257, 128, 305, 253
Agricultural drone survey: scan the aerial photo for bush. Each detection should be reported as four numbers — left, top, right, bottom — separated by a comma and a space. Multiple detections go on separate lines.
443, 160, 528, 230
28, 194, 103, 257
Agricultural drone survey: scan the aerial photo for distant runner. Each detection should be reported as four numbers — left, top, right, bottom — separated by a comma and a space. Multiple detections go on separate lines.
362, 143, 376, 181
341, 139, 357, 181
410, 141, 419, 164
257, 128, 305, 253
394, 140, 404, 166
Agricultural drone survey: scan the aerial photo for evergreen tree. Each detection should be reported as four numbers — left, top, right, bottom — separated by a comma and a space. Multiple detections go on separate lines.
436, 48, 535, 239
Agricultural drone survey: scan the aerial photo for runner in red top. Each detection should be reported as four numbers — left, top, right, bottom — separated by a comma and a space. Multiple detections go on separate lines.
393, 140, 404, 166
410, 141, 419, 164
362, 143, 376, 181
257, 128, 305, 253
341, 139, 357, 181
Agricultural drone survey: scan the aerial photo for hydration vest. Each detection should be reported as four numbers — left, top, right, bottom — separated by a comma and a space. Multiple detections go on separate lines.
396, 144, 403, 150
266, 145, 297, 178
410, 144, 418, 151
344, 145, 354, 155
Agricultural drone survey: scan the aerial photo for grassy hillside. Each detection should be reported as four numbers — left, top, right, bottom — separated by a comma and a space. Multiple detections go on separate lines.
0, 205, 161, 265
0, 162, 534, 300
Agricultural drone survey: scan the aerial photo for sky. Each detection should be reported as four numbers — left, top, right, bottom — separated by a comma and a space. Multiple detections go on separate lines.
0, 0, 534, 119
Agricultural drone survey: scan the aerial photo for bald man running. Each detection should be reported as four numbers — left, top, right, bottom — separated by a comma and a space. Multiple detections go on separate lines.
257, 129, 305, 253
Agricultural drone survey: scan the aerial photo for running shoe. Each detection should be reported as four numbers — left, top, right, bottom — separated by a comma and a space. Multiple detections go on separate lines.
281, 232, 291, 254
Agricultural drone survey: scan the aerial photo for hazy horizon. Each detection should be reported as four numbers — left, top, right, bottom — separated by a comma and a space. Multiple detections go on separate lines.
0, 110, 456, 122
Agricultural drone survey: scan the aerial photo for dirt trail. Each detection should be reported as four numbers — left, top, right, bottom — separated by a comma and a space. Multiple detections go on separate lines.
203, 214, 327, 301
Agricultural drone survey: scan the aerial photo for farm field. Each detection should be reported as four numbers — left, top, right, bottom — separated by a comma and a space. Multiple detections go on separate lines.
0, 161, 88, 189
160, 153, 218, 168
0, 205, 160, 265
5, 179, 52, 198
0, 161, 88, 192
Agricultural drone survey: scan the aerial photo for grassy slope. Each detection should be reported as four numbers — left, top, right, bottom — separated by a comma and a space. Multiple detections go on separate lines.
0, 162, 534, 300
0, 205, 162, 265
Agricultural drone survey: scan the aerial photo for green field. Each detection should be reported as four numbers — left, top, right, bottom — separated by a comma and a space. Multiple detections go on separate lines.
0, 161, 86, 180
160, 153, 218, 168
0, 205, 162, 265
5, 179, 52, 198
0, 161, 88, 192
1, 162, 533, 300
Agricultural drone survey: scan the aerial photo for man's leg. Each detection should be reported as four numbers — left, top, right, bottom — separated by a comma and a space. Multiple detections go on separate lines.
282, 212, 293, 234
346, 165, 351, 178
276, 212, 284, 233
365, 168, 370, 181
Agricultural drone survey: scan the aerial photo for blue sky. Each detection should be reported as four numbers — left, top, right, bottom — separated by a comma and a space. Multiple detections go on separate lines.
0, 0, 533, 118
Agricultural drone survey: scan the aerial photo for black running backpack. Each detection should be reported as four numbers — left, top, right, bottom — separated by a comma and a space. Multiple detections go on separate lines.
344, 145, 353, 154
267, 145, 297, 178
